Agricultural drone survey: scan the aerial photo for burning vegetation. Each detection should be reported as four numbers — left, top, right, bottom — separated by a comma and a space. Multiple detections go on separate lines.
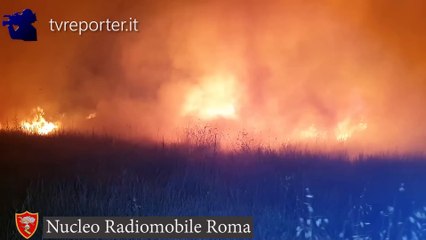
19, 107, 60, 135
1, 1, 425, 154
0, 103, 367, 148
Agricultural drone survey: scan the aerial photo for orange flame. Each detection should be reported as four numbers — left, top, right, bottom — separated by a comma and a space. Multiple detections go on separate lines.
86, 112, 97, 120
20, 107, 60, 135
334, 119, 367, 142
182, 73, 239, 120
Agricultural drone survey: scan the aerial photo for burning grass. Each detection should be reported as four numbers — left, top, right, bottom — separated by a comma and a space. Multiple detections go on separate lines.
20, 107, 60, 135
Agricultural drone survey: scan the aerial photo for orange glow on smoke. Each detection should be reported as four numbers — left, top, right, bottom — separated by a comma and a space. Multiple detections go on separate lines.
2, 1, 426, 154
298, 125, 325, 141
20, 107, 60, 135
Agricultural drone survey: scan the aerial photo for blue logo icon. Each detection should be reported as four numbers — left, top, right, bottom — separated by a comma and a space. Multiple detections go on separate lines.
2, 9, 37, 41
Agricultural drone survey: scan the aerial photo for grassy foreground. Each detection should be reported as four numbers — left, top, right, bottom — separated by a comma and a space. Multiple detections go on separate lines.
1, 131, 426, 239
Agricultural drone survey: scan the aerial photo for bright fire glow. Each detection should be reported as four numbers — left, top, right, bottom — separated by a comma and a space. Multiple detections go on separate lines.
298, 125, 325, 140
335, 119, 368, 142
183, 73, 239, 120
294, 119, 367, 143
20, 107, 60, 135
86, 112, 97, 120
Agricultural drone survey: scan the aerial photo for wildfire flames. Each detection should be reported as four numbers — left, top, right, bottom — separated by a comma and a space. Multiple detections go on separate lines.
335, 120, 368, 143
296, 120, 368, 143
183, 73, 239, 120
6, 92, 367, 147
20, 107, 60, 135
180, 72, 368, 144
3, 1, 426, 153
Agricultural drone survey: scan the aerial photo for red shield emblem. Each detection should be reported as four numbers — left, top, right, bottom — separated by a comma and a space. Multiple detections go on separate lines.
15, 211, 39, 239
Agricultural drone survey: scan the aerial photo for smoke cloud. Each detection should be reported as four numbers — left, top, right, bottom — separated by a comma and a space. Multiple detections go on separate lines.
1, 0, 426, 153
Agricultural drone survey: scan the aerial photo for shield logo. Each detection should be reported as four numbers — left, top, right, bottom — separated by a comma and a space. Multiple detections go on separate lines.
15, 211, 39, 239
